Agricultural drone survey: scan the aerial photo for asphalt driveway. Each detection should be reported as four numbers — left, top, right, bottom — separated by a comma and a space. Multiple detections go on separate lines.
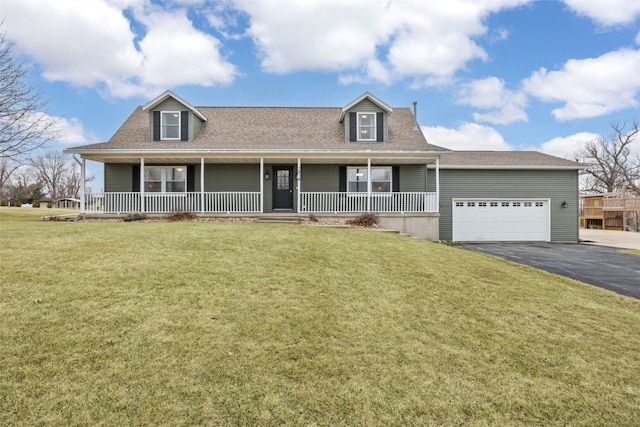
461, 243, 640, 299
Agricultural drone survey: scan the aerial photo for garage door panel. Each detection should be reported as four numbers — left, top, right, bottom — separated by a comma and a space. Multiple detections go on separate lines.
453, 199, 549, 242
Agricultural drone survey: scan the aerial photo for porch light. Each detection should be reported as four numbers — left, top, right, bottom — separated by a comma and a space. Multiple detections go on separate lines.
561, 200, 568, 208
265, 170, 270, 180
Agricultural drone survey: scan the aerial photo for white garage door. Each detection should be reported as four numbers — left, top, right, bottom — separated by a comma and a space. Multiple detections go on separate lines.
452, 199, 550, 242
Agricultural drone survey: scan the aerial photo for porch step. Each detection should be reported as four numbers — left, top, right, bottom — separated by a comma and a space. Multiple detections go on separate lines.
256, 215, 303, 224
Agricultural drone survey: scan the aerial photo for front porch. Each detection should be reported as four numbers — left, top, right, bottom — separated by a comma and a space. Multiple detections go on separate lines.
83, 191, 439, 215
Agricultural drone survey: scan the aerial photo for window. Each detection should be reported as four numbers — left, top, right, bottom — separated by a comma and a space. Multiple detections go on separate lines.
144, 166, 186, 192
455, 201, 464, 207
513, 202, 521, 207
535, 201, 544, 207
347, 167, 391, 192
524, 202, 532, 207
501, 202, 509, 207
479, 202, 487, 207
357, 113, 376, 141
467, 202, 476, 207
490, 202, 498, 207
161, 112, 180, 140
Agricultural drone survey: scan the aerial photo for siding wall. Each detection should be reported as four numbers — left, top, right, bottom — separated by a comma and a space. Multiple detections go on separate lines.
437, 169, 580, 242
343, 99, 388, 142
105, 164, 133, 192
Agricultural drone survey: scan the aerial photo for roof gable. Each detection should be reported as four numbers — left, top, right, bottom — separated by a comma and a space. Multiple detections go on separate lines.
142, 90, 207, 122
340, 92, 393, 122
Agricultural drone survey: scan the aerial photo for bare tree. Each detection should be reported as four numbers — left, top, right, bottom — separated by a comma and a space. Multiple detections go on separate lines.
578, 121, 640, 194
0, 30, 59, 159
28, 150, 93, 198
0, 155, 20, 199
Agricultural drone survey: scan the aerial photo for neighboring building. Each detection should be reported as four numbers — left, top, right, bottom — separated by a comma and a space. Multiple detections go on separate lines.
64, 91, 583, 242
38, 197, 81, 209
580, 193, 640, 231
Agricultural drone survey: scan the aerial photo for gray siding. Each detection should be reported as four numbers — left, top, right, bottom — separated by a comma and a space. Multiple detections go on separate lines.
343, 99, 388, 142
400, 165, 426, 192
301, 165, 340, 192
105, 164, 133, 192
204, 164, 260, 192
438, 169, 580, 242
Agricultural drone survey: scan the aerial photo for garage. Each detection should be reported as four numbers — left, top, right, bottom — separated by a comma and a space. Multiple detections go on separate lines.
452, 199, 550, 242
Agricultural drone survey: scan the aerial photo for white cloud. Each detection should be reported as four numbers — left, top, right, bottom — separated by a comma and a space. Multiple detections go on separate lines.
234, 0, 531, 85
523, 49, 640, 121
563, 0, 640, 26
457, 77, 528, 124
422, 123, 513, 151
534, 132, 599, 159
1, 0, 237, 98
52, 116, 100, 146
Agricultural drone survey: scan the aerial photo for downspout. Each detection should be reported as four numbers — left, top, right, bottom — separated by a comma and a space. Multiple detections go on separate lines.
72, 154, 85, 216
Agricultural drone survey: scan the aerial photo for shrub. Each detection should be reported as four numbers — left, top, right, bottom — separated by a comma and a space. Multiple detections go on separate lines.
14, 201, 22, 208
167, 210, 198, 222
32, 200, 40, 208
308, 213, 319, 223
346, 212, 379, 227
123, 211, 147, 222
0, 199, 7, 206
47, 202, 53, 209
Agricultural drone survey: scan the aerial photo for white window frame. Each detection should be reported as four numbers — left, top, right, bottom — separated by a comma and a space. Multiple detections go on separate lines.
144, 166, 187, 192
357, 112, 376, 141
161, 111, 181, 140
347, 166, 392, 193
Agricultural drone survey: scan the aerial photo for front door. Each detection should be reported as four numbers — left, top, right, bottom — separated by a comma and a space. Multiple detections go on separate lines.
273, 166, 294, 210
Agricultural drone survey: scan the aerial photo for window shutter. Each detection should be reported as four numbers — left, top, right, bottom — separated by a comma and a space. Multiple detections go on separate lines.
181, 111, 189, 141
349, 112, 357, 142
132, 165, 140, 192
339, 166, 347, 192
187, 165, 196, 192
392, 166, 400, 192
153, 111, 160, 141
376, 112, 384, 142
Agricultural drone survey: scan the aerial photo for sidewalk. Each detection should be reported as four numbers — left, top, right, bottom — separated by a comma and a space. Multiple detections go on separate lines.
580, 228, 640, 250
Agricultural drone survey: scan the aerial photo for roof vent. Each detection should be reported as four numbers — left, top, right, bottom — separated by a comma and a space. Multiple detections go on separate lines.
412, 101, 419, 130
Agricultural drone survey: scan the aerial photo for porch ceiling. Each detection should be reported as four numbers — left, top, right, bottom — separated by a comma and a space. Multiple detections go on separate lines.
78, 152, 440, 165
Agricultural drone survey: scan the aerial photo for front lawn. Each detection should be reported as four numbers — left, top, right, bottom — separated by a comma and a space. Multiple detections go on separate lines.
1, 208, 639, 426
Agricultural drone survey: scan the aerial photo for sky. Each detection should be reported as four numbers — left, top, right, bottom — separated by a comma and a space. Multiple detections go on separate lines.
2, 0, 640, 191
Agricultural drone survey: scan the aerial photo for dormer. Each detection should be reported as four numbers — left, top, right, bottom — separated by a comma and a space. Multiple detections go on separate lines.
142, 90, 207, 142
340, 92, 393, 143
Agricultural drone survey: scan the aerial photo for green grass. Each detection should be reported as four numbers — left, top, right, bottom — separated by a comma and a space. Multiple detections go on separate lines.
1, 207, 639, 426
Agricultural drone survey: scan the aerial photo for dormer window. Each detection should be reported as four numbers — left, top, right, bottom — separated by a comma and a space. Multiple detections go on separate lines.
161, 111, 181, 140
358, 113, 376, 141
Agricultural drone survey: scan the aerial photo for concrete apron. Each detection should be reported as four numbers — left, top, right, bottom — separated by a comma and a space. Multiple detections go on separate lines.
580, 229, 640, 250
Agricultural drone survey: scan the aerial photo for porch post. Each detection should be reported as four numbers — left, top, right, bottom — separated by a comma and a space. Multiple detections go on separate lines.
80, 157, 86, 215
297, 157, 301, 213
435, 157, 440, 213
140, 157, 145, 212
260, 158, 264, 213
367, 158, 371, 212
200, 157, 205, 213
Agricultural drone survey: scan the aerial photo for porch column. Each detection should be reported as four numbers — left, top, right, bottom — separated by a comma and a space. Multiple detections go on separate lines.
435, 157, 440, 213
80, 157, 86, 215
260, 158, 264, 213
367, 158, 372, 212
200, 157, 205, 213
297, 157, 301, 213
140, 157, 145, 212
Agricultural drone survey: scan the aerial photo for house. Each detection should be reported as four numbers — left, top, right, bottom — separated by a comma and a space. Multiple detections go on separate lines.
64, 91, 583, 242
38, 197, 81, 209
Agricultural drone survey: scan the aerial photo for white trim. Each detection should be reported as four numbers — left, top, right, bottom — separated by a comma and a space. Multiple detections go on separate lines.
357, 112, 377, 141
340, 92, 393, 121
260, 158, 264, 213
160, 111, 181, 141
142, 90, 207, 122
144, 165, 187, 193
140, 158, 145, 212
200, 157, 205, 214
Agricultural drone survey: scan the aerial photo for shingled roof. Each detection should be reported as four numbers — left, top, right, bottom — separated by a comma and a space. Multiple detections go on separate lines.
71, 105, 447, 153
439, 151, 584, 169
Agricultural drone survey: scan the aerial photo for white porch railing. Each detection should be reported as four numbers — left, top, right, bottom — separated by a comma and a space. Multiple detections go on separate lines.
300, 192, 438, 213
85, 192, 261, 214
84, 191, 438, 214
